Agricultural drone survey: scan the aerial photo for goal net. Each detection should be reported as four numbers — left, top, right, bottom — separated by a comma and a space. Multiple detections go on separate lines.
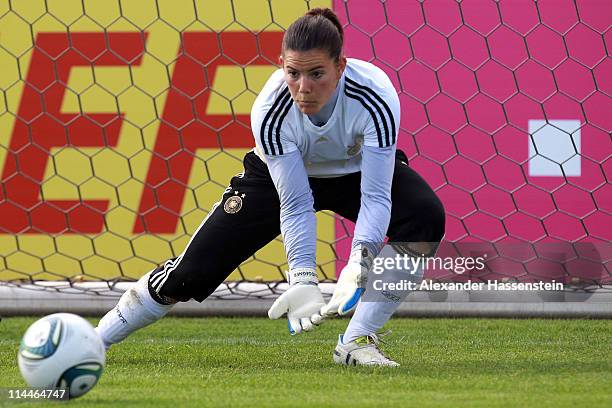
0, 0, 610, 316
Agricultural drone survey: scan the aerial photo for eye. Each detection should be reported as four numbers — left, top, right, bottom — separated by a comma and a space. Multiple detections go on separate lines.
311, 71, 324, 79
288, 70, 299, 79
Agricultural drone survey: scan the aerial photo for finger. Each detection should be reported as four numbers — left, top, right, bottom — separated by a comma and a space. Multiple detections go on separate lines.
310, 312, 324, 326
339, 288, 365, 315
320, 302, 339, 317
268, 294, 289, 319
300, 318, 314, 332
288, 317, 301, 335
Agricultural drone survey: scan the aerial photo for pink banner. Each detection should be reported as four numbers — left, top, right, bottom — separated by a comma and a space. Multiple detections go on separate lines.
333, 0, 611, 276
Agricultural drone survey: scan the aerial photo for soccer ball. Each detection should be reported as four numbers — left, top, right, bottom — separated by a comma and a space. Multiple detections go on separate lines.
18, 313, 105, 399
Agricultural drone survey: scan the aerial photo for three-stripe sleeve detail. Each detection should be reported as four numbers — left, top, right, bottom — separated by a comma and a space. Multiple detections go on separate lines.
344, 88, 384, 147
345, 77, 396, 147
260, 87, 293, 156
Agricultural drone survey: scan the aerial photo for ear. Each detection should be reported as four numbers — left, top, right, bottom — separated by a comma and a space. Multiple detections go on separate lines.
279, 55, 284, 68
337, 56, 347, 77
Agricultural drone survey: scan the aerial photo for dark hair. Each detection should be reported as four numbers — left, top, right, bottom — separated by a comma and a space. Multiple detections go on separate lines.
282, 8, 344, 61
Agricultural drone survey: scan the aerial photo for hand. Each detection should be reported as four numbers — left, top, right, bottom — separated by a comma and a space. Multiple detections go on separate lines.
321, 244, 375, 317
320, 261, 366, 317
267, 269, 325, 335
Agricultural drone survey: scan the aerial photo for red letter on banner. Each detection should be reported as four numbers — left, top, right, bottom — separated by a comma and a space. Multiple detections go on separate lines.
134, 31, 283, 233
0, 32, 146, 233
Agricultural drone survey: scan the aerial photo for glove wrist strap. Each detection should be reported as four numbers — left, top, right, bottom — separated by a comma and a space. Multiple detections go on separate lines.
348, 243, 378, 271
287, 268, 318, 286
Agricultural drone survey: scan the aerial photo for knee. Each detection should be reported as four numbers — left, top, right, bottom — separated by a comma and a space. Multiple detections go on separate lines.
392, 197, 446, 243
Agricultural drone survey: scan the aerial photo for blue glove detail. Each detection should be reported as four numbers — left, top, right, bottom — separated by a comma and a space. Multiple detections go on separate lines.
288, 320, 295, 335
340, 287, 364, 314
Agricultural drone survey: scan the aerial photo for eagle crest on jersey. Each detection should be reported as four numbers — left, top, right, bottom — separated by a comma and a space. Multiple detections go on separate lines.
251, 58, 401, 178
346, 135, 363, 156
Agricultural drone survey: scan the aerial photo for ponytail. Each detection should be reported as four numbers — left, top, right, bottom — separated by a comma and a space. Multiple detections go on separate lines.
282, 7, 344, 61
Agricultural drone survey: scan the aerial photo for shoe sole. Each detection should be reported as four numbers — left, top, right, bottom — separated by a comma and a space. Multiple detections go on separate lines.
333, 348, 399, 367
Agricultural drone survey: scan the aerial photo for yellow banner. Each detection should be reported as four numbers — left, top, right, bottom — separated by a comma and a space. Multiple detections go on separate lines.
0, 0, 334, 282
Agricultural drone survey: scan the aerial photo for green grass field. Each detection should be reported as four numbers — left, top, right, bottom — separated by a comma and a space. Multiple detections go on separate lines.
1, 317, 611, 407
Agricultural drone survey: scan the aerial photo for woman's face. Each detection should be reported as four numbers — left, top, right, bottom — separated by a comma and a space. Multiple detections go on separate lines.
281, 49, 346, 115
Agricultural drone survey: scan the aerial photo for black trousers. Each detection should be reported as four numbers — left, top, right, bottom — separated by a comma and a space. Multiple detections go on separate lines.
148, 151, 445, 303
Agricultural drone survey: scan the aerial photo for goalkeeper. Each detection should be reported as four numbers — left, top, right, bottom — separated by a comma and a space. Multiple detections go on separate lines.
97, 8, 445, 367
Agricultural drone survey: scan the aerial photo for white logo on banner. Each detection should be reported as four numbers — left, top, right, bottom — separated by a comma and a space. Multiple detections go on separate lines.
528, 119, 581, 177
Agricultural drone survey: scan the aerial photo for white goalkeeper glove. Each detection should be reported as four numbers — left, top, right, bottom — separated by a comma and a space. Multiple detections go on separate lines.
268, 268, 325, 335
321, 245, 375, 317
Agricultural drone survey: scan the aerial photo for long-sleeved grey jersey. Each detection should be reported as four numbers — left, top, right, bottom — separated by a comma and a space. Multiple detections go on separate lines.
250, 58, 401, 271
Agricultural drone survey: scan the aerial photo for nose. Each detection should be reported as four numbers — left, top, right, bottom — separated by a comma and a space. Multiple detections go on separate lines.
298, 76, 312, 93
